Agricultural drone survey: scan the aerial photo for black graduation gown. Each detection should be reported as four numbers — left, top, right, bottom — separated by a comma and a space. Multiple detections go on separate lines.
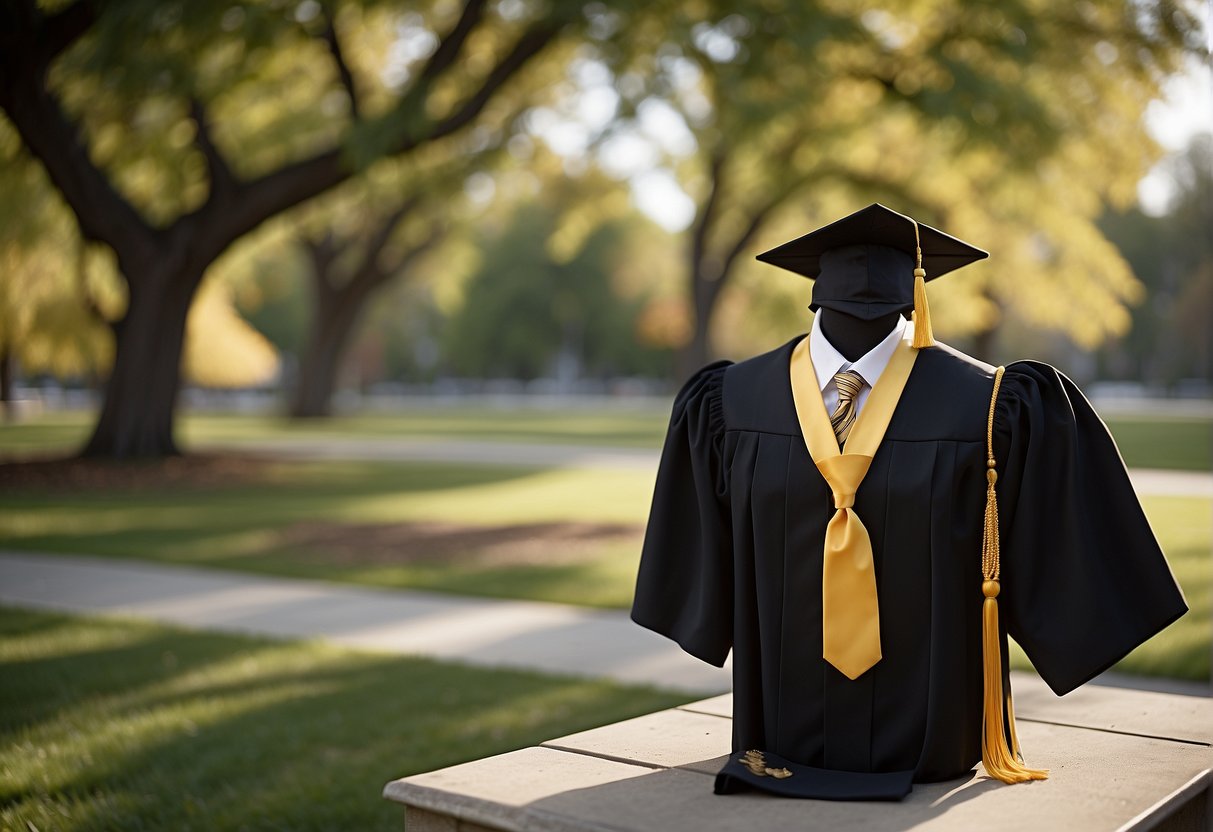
631, 336, 1188, 799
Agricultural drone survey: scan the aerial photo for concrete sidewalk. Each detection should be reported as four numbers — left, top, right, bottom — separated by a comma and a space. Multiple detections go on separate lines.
0, 550, 730, 694
199, 437, 1213, 497
2, 550, 1209, 698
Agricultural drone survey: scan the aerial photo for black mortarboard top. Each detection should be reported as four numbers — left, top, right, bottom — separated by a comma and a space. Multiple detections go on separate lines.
756, 203, 989, 348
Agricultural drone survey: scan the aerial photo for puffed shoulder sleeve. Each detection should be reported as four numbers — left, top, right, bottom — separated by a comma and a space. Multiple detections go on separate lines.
631, 361, 734, 667
992, 361, 1188, 695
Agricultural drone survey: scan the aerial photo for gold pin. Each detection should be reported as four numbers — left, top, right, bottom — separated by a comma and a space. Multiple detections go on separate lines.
739, 749, 793, 779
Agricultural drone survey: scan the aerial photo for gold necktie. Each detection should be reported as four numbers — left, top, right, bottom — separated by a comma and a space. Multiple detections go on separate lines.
829, 370, 865, 446
789, 336, 919, 680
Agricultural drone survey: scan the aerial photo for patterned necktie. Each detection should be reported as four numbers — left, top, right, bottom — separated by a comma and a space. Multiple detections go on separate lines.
829, 370, 865, 446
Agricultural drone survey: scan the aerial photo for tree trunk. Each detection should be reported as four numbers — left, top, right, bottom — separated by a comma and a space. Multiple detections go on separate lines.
290, 282, 371, 418
679, 318, 713, 381
81, 265, 201, 458
676, 265, 724, 380
972, 326, 997, 364
0, 347, 13, 422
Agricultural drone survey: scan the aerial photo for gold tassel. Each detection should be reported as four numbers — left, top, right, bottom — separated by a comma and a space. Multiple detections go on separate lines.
910, 220, 935, 348
981, 367, 1047, 784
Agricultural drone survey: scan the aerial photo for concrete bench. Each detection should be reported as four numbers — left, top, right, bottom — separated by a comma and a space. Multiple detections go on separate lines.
383, 672, 1212, 832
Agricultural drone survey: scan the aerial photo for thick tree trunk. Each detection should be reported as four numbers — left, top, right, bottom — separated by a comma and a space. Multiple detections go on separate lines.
81, 265, 201, 458
290, 281, 371, 418
0, 347, 14, 422
3, 0, 559, 456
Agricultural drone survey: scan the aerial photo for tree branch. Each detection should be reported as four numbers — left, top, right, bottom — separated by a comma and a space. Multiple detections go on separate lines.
303, 230, 345, 295
191, 147, 347, 266
1, 48, 157, 269
719, 183, 799, 279
347, 198, 422, 296
321, 8, 360, 120
415, 0, 489, 87
189, 97, 239, 201
180, 4, 563, 272
362, 221, 449, 296
690, 146, 728, 275
426, 20, 563, 143
363, 197, 420, 267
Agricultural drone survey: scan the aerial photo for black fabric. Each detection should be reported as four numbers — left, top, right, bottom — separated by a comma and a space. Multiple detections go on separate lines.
713, 750, 914, 801
993, 361, 1190, 695
810, 244, 917, 317
755, 203, 989, 281
631, 337, 1188, 800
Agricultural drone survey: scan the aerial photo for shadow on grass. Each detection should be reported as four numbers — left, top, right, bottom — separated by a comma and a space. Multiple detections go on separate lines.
0, 459, 562, 560
0, 607, 688, 832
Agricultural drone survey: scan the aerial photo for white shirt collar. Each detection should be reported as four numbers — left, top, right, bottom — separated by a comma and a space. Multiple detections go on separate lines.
808, 313, 909, 391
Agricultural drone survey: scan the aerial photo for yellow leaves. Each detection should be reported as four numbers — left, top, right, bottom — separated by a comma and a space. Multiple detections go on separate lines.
182, 279, 279, 389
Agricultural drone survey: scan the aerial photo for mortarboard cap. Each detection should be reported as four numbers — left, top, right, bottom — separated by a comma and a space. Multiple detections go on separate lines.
756, 203, 989, 348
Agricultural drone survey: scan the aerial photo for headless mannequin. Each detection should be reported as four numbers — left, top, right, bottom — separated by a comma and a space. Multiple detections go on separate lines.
817, 307, 903, 363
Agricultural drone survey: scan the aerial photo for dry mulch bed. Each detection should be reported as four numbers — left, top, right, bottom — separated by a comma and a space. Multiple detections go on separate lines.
0, 453, 645, 568
281, 520, 644, 567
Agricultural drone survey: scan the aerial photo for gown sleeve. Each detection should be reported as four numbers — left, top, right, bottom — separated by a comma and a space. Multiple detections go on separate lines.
631, 360, 734, 668
992, 360, 1188, 696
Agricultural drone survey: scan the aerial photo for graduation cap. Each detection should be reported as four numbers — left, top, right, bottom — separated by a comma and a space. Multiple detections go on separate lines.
756, 203, 989, 349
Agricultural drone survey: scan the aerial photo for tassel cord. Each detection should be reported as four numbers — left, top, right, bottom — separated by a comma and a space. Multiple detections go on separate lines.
981, 366, 1048, 784
910, 220, 935, 348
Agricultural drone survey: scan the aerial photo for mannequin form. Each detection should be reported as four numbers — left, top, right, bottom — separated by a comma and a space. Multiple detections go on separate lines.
634, 204, 1186, 800
817, 307, 902, 362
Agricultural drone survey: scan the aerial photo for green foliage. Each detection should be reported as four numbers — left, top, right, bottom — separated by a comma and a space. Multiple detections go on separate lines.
589, 0, 1206, 358
0, 606, 687, 831
0, 119, 114, 379
442, 204, 671, 379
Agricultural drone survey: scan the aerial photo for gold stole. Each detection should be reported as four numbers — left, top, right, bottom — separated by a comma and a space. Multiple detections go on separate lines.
788, 334, 918, 679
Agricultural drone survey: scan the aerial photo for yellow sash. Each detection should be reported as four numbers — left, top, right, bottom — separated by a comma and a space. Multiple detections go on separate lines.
789, 333, 919, 679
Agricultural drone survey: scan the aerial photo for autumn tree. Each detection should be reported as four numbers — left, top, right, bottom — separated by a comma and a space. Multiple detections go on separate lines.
590, 1, 1203, 372
1, 118, 281, 414
0, 0, 588, 457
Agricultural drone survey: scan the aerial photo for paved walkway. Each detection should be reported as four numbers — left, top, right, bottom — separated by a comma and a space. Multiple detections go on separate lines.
0, 551, 730, 694
2, 550, 1208, 698
202, 437, 1213, 497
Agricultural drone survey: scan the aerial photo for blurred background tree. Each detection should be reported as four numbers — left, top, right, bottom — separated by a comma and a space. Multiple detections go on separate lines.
0, 0, 590, 456
1, 0, 1207, 436
441, 204, 670, 381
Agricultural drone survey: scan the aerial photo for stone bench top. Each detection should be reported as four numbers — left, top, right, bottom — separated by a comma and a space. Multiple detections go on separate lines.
383, 672, 1213, 832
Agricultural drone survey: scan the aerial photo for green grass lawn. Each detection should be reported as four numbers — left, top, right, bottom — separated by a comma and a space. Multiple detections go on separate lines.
0, 454, 1208, 680
1104, 414, 1212, 472
0, 605, 688, 832
0, 460, 653, 607
0, 408, 671, 456
1, 407, 1208, 470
